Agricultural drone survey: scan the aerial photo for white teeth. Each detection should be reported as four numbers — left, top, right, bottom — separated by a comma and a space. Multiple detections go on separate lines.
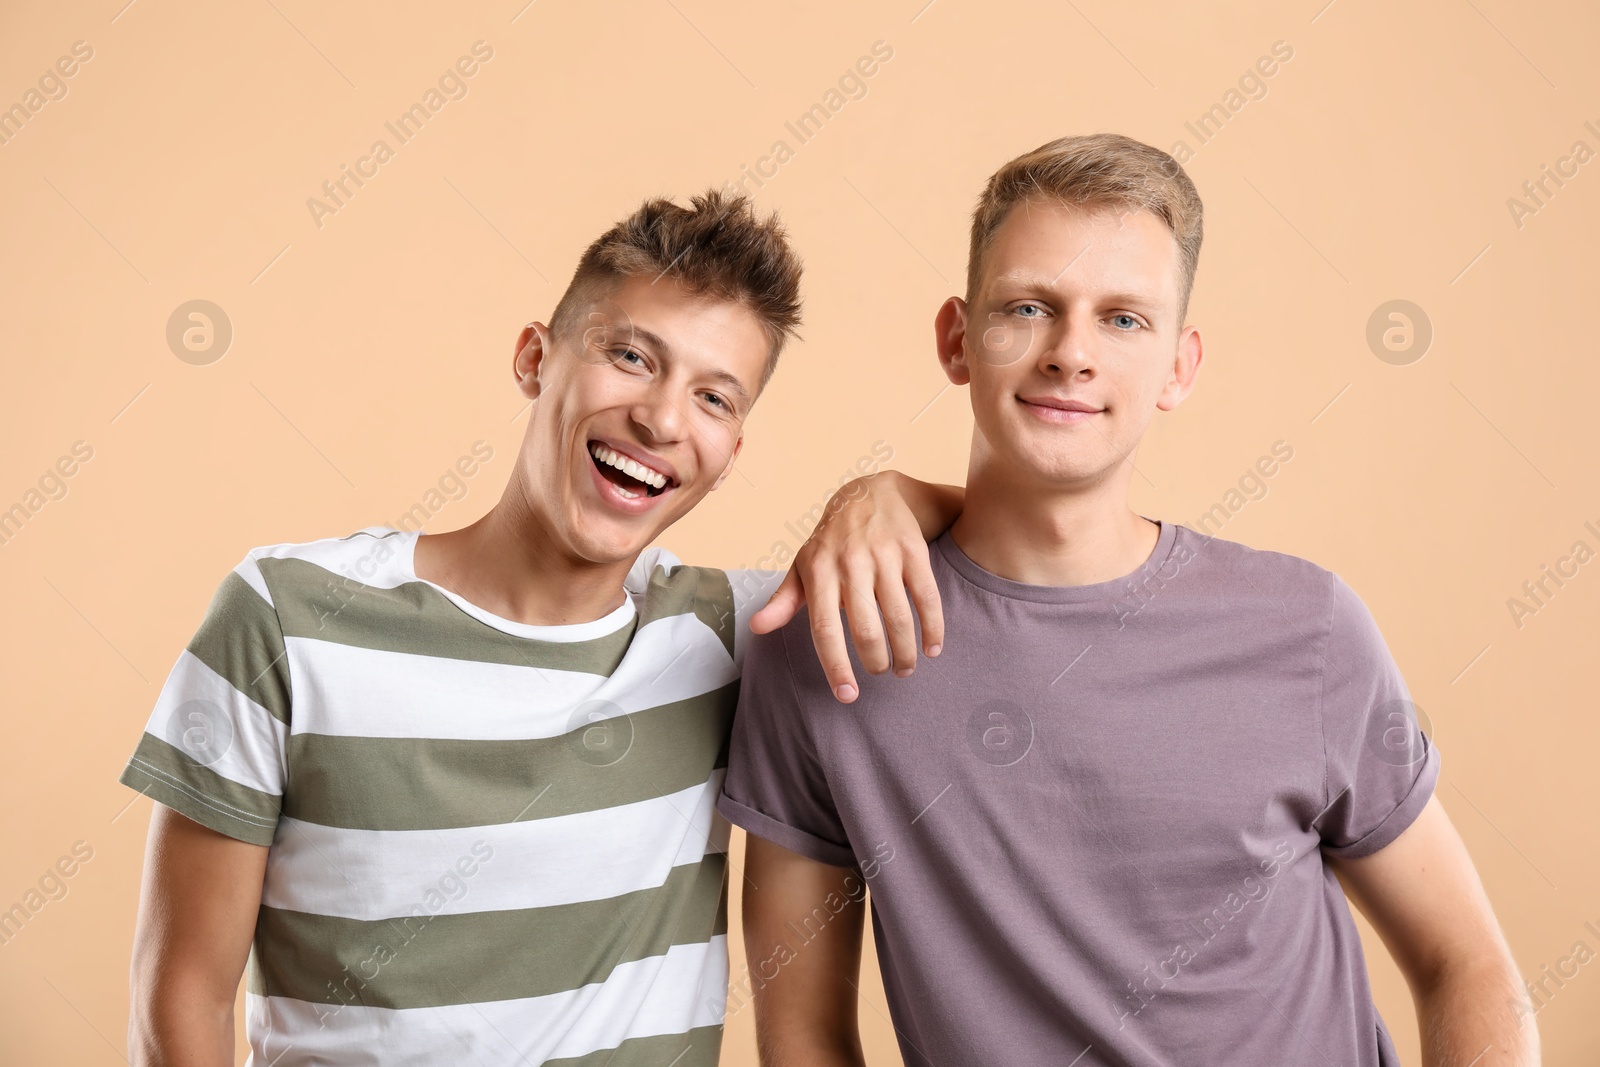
589, 443, 668, 490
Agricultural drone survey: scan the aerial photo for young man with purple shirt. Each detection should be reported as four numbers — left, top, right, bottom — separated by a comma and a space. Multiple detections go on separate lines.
719, 134, 1536, 1065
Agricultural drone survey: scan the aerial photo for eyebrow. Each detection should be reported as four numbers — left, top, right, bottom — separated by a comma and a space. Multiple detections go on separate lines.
612, 322, 754, 409
991, 270, 1162, 310
706, 369, 753, 409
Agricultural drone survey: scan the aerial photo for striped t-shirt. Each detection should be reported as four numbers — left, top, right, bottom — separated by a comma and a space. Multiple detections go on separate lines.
118, 525, 782, 1067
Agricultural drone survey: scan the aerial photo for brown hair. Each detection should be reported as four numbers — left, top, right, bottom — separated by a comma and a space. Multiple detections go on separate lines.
967, 133, 1204, 325
549, 189, 803, 392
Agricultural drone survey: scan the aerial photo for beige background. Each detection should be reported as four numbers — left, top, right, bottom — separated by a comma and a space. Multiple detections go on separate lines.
2, 0, 1597, 1062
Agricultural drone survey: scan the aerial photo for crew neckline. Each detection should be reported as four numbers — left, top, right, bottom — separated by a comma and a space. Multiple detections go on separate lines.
398, 529, 637, 642
935, 518, 1179, 604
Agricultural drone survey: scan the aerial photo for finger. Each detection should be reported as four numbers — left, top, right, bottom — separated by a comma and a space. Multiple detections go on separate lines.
803, 566, 859, 703
901, 542, 945, 656
750, 568, 804, 634
873, 558, 921, 677
840, 565, 891, 677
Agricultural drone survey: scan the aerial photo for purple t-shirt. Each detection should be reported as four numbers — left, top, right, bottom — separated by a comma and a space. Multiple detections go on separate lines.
717, 520, 1438, 1066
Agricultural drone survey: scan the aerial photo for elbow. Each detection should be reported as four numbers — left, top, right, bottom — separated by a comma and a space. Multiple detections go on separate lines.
755, 1020, 867, 1067
1409, 944, 1528, 1035
128, 958, 235, 1066
126, 959, 169, 1066
1410, 941, 1521, 999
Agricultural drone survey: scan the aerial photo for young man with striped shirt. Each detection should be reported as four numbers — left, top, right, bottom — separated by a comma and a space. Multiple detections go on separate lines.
119, 191, 958, 1066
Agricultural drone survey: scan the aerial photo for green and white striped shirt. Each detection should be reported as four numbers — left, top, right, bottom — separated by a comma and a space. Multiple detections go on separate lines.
118, 525, 782, 1066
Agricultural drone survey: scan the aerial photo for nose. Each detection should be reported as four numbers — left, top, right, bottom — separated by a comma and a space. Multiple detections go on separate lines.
1037, 311, 1096, 379
629, 383, 688, 445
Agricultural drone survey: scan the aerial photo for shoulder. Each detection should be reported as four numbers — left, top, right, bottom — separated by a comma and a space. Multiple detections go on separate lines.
629, 546, 733, 620
1175, 526, 1390, 659
629, 548, 783, 665
240, 525, 413, 609
1174, 524, 1331, 586
1171, 524, 1343, 608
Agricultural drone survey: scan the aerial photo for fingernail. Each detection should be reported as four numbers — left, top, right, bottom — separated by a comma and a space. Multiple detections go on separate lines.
927, 644, 942, 657
895, 667, 913, 678
835, 684, 857, 701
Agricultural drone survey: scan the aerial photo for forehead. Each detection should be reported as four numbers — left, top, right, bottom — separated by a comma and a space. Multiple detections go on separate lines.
979, 200, 1179, 308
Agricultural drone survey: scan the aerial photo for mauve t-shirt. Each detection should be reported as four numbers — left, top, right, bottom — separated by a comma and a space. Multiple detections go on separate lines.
717, 520, 1439, 1066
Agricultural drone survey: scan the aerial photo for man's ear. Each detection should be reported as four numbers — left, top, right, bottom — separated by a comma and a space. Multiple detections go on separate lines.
514, 322, 553, 400
710, 434, 744, 491
934, 297, 971, 386
1155, 323, 1204, 412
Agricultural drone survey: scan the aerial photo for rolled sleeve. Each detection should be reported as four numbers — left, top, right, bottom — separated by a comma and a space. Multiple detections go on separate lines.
1315, 573, 1441, 858
716, 793, 858, 869
718, 617, 859, 870
1320, 731, 1440, 860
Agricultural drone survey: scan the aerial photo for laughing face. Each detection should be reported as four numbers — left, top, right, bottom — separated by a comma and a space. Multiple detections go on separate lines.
936, 199, 1200, 493
512, 273, 772, 565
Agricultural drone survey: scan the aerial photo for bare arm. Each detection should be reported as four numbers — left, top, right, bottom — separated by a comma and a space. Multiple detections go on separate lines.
751, 471, 965, 702
129, 804, 270, 1066
1328, 794, 1538, 1066
742, 834, 868, 1067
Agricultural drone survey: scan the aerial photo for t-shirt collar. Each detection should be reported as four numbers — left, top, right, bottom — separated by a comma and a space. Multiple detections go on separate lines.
934, 518, 1180, 604
400, 529, 638, 641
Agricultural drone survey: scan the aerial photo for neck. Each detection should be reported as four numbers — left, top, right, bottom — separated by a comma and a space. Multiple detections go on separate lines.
412, 471, 633, 627
950, 445, 1159, 588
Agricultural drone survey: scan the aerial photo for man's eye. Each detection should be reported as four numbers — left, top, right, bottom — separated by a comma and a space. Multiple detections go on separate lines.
1111, 314, 1143, 330
1014, 304, 1044, 317
703, 392, 729, 411
612, 348, 645, 365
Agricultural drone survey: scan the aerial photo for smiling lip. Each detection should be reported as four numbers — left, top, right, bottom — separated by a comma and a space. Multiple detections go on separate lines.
585, 448, 675, 515
583, 436, 681, 517
588, 437, 679, 486
1017, 395, 1104, 422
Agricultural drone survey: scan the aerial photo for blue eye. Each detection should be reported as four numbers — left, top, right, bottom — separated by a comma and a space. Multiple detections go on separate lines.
1112, 314, 1142, 330
703, 393, 729, 411
1015, 304, 1044, 317
613, 348, 644, 365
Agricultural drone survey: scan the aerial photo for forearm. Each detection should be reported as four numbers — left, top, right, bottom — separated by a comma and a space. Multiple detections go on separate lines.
1414, 956, 1538, 1067
874, 471, 964, 540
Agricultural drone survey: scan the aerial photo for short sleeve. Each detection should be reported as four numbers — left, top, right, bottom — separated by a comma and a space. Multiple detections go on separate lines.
1314, 573, 1440, 859
717, 619, 857, 869
117, 553, 291, 846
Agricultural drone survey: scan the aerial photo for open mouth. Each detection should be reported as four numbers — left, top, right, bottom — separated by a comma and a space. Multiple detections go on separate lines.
588, 442, 675, 500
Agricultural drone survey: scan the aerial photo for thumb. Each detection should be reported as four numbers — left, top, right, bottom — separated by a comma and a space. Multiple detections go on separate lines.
750, 568, 805, 634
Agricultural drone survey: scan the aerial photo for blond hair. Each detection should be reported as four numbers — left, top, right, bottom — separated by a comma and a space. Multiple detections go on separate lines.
967, 133, 1204, 324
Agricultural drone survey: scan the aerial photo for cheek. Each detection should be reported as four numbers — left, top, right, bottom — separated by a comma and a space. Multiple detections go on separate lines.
557, 367, 630, 435
1135, 368, 1175, 413
960, 357, 1001, 396
697, 422, 741, 476
969, 367, 1025, 426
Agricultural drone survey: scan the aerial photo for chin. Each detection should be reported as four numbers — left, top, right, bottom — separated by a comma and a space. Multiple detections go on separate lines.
564, 519, 656, 566
1004, 452, 1112, 489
